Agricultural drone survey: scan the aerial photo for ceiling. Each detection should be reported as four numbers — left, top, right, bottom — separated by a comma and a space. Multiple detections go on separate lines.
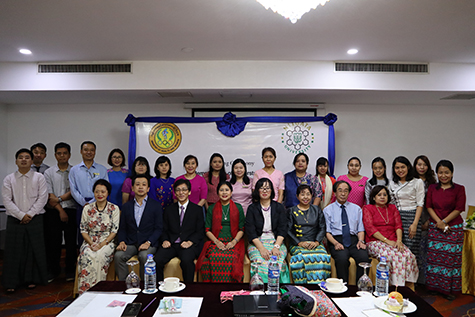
1, 0, 475, 105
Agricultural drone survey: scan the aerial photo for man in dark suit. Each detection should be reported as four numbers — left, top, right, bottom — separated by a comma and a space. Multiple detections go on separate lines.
114, 174, 163, 280
154, 179, 205, 282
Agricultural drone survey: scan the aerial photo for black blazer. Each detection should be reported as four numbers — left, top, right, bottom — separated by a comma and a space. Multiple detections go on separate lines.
245, 200, 288, 241
117, 198, 163, 248
161, 201, 205, 245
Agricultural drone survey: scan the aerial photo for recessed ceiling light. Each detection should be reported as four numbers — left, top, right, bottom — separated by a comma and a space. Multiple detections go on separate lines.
181, 47, 194, 53
19, 48, 32, 55
347, 49, 358, 55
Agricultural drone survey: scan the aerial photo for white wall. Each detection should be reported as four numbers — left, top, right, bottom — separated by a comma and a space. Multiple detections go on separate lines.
0, 104, 8, 191
3, 102, 475, 215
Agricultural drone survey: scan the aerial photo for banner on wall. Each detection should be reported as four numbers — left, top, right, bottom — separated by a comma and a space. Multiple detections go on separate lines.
125, 112, 337, 177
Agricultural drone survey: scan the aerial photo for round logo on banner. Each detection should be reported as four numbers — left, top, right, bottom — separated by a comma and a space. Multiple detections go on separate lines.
281, 123, 314, 154
149, 123, 182, 154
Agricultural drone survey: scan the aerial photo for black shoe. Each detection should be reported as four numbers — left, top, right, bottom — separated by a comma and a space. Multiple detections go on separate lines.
444, 294, 456, 301
65, 273, 75, 282
47, 272, 58, 283
428, 290, 438, 295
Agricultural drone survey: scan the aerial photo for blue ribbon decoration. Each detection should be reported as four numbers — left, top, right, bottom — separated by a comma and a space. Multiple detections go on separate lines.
124, 112, 337, 174
216, 112, 247, 137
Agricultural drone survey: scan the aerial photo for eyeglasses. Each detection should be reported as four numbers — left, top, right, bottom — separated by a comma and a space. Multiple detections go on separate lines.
175, 188, 189, 193
111, 156, 122, 160
259, 187, 271, 192
337, 189, 349, 193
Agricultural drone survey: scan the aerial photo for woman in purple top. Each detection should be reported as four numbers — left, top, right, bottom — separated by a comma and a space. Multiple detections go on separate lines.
174, 155, 207, 207
149, 156, 175, 210
336, 157, 368, 208
203, 153, 229, 206
121, 156, 151, 205
425, 160, 466, 300
230, 158, 253, 215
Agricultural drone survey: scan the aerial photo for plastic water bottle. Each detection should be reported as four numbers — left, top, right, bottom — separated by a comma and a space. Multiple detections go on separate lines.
267, 256, 280, 295
376, 256, 389, 296
143, 254, 157, 294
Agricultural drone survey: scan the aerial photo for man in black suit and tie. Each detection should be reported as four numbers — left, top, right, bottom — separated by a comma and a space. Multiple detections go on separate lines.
114, 174, 163, 280
154, 179, 205, 282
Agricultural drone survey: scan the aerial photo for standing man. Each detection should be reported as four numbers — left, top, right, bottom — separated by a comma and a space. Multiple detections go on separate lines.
155, 179, 205, 282
324, 180, 369, 283
44, 142, 77, 282
115, 174, 163, 280
69, 141, 108, 243
2, 148, 49, 293
30, 143, 50, 174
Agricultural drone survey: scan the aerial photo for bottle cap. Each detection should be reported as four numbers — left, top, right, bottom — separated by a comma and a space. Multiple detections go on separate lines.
271, 255, 277, 261
148, 254, 153, 259
380, 256, 386, 262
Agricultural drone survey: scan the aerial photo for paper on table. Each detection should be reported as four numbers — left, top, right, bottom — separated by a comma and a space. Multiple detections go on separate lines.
57, 293, 137, 317
153, 297, 203, 317
332, 296, 376, 317
362, 308, 406, 317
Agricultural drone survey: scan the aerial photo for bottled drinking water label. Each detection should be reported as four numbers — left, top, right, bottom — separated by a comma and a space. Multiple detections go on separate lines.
376, 256, 389, 296
267, 256, 280, 295
143, 254, 157, 294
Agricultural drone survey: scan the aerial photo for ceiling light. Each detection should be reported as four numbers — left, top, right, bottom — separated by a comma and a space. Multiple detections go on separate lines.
181, 47, 194, 53
256, 0, 330, 24
347, 49, 358, 55
19, 48, 32, 55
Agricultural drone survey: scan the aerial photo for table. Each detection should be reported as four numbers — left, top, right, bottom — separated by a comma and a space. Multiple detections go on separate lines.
83, 282, 443, 317
462, 229, 475, 295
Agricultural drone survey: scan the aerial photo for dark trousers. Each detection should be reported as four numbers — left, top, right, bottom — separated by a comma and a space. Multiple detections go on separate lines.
154, 243, 201, 282
44, 207, 77, 275
329, 235, 370, 283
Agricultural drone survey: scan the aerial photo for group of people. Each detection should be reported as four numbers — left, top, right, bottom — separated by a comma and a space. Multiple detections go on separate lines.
1, 143, 466, 301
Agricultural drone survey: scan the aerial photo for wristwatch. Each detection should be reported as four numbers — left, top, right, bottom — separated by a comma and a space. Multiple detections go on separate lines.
273, 244, 280, 249
58, 197, 63, 203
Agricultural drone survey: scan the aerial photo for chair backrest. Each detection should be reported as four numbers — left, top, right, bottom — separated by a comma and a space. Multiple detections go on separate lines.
467, 205, 475, 218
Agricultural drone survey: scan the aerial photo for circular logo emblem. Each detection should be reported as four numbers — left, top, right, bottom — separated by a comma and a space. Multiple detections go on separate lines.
149, 123, 182, 154
281, 123, 314, 154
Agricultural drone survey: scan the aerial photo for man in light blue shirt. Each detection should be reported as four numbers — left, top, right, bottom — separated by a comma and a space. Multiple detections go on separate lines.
69, 141, 108, 243
323, 180, 369, 282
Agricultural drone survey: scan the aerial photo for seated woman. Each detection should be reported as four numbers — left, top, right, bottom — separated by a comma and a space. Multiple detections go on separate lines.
196, 181, 245, 282
363, 185, 419, 289
284, 153, 322, 208
288, 184, 331, 284
77, 179, 120, 294
246, 178, 290, 283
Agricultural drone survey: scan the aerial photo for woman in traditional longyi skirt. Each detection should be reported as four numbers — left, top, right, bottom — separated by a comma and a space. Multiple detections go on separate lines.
426, 160, 466, 300
287, 184, 331, 284
196, 181, 245, 282
246, 178, 290, 283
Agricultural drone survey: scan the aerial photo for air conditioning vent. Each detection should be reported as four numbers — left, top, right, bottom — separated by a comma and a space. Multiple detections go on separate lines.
335, 62, 428, 73
38, 63, 132, 73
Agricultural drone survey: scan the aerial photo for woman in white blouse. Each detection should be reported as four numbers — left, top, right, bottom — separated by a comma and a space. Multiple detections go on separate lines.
388, 156, 425, 264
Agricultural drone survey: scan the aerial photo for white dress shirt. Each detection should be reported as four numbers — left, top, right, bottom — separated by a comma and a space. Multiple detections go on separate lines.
2, 170, 48, 220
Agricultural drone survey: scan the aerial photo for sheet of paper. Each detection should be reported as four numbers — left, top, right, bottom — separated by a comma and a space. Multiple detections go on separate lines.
362, 308, 405, 317
57, 292, 137, 317
332, 296, 376, 317
153, 297, 203, 317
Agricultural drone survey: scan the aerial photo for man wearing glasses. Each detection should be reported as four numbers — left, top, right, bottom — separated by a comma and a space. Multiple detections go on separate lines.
154, 179, 205, 282
324, 180, 369, 283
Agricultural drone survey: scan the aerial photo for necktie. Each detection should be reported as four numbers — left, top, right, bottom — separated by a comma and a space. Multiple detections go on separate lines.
175, 206, 185, 243
341, 204, 351, 247
179, 205, 185, 226
35, 166, 41, 172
